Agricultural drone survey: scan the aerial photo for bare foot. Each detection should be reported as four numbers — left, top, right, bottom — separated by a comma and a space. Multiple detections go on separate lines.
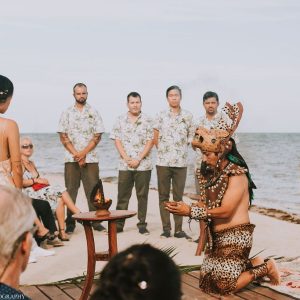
251, 256, 264, 267
267, 259, 281, 285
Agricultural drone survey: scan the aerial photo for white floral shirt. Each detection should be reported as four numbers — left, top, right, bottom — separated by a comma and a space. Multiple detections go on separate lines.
58, 103, 105, 163
154, 108, 194, 167
194, 111, 238, 169
110, 112, 153, 171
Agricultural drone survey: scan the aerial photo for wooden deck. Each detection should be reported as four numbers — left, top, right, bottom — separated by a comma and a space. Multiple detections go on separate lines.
20, 271, 296, 300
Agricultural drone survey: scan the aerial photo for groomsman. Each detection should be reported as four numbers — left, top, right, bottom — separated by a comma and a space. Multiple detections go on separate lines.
110, 92, 153, 234
58, 83, 105, 233
153, 85, 194, 239
194, 91, 237, 193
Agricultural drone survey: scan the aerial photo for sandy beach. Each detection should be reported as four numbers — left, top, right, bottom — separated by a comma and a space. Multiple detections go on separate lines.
20, 174, 300, 286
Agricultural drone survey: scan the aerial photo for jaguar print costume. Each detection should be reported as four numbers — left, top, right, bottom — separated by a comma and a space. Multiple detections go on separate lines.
199, 223, 255, 294
190, 102, 267, 295
192, 160, 267, 295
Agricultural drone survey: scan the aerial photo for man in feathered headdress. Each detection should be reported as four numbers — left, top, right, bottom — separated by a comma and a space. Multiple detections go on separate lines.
165, 102, 280, 295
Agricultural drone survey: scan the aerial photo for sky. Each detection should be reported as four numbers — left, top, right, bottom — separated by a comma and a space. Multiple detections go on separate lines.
1, 0, 299, 133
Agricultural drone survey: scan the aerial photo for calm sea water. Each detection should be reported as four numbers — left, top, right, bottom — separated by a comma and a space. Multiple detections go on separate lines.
23, 133, 300, 215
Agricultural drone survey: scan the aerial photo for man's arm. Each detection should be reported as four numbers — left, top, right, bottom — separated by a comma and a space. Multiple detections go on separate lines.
130, 139, 153, 169
153, 129, 159, 148
114, 139, 153, 169
73, 133, 102, 162
114, 139, 131, 163
187, 114, 195, 144
165, 175, 247, 219
138, 139, 153, 161
59, 132, 77, 156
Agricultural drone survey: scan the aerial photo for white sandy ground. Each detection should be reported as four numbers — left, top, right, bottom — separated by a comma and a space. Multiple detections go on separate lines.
20, 175, 300, 285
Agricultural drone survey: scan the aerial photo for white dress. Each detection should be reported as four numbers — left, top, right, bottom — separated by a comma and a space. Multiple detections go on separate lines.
23, 169, 66, 212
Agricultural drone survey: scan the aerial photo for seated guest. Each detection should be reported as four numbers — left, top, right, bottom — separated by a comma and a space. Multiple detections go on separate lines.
20, 137, 80, 241
0, 186, 35, 299
32, 198, 64, 247
91, 244, 181, 300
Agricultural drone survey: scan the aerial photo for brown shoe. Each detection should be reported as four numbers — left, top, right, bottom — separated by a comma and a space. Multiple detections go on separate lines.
39, 239, 54, 249
47, 237, 64, 247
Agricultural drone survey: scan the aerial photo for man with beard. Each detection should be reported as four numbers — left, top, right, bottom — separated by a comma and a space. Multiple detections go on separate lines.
58, 83, 105, 234
165, 102, 280, 296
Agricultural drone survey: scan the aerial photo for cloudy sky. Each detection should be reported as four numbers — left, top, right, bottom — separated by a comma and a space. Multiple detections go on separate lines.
1, 0, 299, 133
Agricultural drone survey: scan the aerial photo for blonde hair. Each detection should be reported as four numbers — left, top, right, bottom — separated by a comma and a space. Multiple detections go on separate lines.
0, 186, 36, 266
20, 136, 32, 146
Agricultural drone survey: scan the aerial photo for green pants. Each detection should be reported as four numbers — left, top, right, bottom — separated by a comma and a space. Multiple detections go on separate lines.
156, 166, 187, 232
65, 162, 99, 227
116, 170, 151, 230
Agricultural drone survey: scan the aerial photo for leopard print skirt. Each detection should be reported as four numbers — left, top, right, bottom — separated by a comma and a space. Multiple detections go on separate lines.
199, 223, 255, 295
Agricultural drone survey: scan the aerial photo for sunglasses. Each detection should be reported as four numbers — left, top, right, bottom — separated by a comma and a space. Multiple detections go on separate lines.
21, 144, 34, 149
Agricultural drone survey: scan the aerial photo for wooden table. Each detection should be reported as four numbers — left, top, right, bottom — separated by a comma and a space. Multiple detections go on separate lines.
72, 210, 136, 300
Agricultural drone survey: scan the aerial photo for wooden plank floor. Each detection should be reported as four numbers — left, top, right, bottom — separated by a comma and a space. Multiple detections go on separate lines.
20, 271, 296, 300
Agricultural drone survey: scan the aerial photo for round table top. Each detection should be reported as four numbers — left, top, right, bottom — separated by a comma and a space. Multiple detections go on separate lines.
72, 210, 136, 221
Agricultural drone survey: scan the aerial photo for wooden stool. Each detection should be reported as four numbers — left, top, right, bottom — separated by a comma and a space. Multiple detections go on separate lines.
72, 210, 136, 300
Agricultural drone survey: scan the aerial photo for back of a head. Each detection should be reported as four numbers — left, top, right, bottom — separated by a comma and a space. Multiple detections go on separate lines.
91, 244, 181, 300
0, 186, 36, 266
0, 75, 14, 103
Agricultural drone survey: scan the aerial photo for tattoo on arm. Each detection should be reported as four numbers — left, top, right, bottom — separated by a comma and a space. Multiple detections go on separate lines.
92, 133, 101, 146
60, 133, 71, 146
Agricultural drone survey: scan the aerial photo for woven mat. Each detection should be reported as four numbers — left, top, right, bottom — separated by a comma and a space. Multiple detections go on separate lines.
259, 256, 300, 299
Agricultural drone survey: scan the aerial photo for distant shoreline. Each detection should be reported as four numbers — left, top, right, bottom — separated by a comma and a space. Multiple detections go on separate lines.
249, 205, 300, 225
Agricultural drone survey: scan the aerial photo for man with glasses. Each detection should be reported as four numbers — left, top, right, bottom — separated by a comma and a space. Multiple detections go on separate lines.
0, 186, 36, 299
153, 85, 194, 239
58, 83, 105, 234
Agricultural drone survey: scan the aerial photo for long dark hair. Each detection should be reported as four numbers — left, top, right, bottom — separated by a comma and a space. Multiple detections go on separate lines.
226, 138, 257, 204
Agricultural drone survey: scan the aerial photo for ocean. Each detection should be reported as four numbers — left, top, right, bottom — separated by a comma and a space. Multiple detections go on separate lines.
23, 133, 300, 215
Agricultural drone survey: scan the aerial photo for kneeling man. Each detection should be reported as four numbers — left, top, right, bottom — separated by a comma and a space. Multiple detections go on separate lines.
166, 102, 280, 295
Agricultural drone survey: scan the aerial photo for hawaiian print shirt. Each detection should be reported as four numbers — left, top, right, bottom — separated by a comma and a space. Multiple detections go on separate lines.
194, 111, 238, 169
110, 112, 153, 171
58, 103, 105, 163
154, 108, 194, 167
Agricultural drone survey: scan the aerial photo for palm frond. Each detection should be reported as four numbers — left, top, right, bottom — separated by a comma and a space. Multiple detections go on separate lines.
178, 265, 201, 273
41, 272, 101, 286
159, 245, 201, 274
159, 245, 179, 259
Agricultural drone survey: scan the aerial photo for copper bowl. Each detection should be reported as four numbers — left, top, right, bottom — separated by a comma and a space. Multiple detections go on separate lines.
94, 198, 112, 216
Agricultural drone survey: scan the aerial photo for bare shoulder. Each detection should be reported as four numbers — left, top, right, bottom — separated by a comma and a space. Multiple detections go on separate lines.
228, 173, 248, 188
5, 119, 19, 131
0, 118, 18, 130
